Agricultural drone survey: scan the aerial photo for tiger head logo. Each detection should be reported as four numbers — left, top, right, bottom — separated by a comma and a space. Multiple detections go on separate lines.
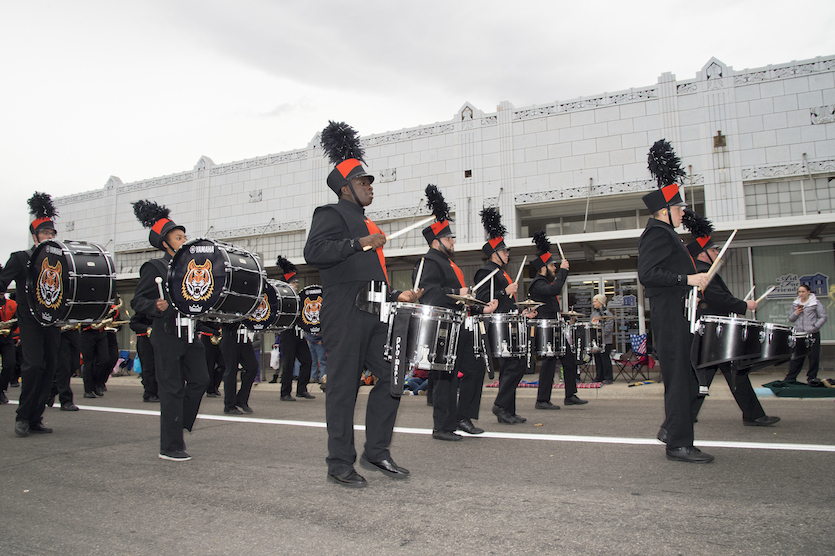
36, 258, 63, 309
182, 259, 214, 302
303, 295, 322, 326
250, 294, 270, 322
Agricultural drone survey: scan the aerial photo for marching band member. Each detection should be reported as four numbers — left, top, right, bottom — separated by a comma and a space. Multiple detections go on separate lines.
218, 319, 259, 415
80, 314, 109, 398
130, 312, 160, 402
275, 256, 314, 401
637, 140, 711, 463
474, 207, 536, 424
131, 200, 208, 461
50, 323, 80, 411
0, 193, 61, 436
0, 294, 18, 405
304, 121, 420, 488
682, 209, 779, 427
413, 185, 498, 440
528, 231, 588, 409
197, 321, 224, 397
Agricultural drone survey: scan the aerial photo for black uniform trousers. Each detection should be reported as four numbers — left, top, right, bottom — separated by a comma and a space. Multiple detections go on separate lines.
652, 292, 698, 449
104, 331, 119, 387
536, 348, 579, 403
52, 330, 79, 406
201, 336, 225, 393
280, 329, 312, 397
17, 318, 60, 425
136, 335, 158, 400
692, 364, 765, 422
785, 331, 821, 382
80, 330, 108, 394
0, 336, 15, 392
593, 344, 614, 383
494, 356, 526, 415
321, 299, 399, 475
456, 328, 485, 421
220, 332, 258, 412
431, 370, 458, 432
151, 330, 208, 454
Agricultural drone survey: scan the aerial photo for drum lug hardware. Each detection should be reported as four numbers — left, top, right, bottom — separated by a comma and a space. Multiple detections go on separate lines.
500, 340, 511, 358
696, 320, 705, 336
417, 345, 431, 368
714, 323, 722, 338
741, 326, 748, 341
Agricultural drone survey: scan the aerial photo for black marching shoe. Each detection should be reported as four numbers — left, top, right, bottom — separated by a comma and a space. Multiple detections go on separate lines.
457, 418, 484, 435
359, 454, 410, 479
666, 446, 714, 463
296, 392, 315, 399
159, 450, 191, 462
0, 391, 9, 404
280, 395, 296, 401
14, 421, 30, 437
564, 395, 588, 405
83, 392, 97, 399
46, 395, 55, 408
144, 395, 160, 403
327, 469, 367, 488
206, 391, 218, 398
94, 387, 105, 397
535, 400, 561, 410
268, 376, 278, 384
743, 415, 781, 427
432, 429, 462, 441
657, 427, 668, 444
237, 404, 253, 414
492, 404, 517, 424
224, 408, 243, 415
29, 422, 53, 433
510, 414, 527, 423
61, 403, 80, 411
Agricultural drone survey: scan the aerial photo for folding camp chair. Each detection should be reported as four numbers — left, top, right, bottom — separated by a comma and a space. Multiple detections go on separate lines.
615, 334, 651, 382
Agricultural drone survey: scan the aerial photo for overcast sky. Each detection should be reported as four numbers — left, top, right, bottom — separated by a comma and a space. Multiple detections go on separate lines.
1, 0, 834, 257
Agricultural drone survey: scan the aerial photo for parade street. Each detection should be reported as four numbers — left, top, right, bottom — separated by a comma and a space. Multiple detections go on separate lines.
2, 374, 834, 556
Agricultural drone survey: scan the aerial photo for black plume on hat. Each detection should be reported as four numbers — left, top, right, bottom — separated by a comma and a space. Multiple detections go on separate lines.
480, 207, 506, 240
531, 230, 556, 272
426, 184, 452, 223
28, 192, 58, 219
321, 121, 366, 166
681, 208, 713, 238
276, 256, 296, 275
132, 200, 170, 229
647, 139, 687, 188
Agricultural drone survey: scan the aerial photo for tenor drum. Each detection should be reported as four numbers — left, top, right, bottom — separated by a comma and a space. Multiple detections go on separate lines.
571, 322, 604, 354
168, 238, 264, 322
27, 239, 116, 325
792, 332, 815, 360
694, 316, 763, 369
528, 319, 566, 357
475, 313, 528, 358
242, 279, 299, 331
384, 303, 464, 372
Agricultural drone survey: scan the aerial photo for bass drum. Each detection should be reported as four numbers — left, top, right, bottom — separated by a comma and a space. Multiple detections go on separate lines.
168, 238, 264, 322
298, 284, 323, 334
27, 239, 116, 326
242, 279, 299, 331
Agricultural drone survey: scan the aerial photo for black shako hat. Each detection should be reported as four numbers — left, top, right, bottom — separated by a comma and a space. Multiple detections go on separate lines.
422, 184, 454, 243
531, 231, 557, 270
276, 256, 298, 283
132, 199, 186, 250
320, 121, 374, 195
643, 139, 687, 213
28, 192, 58, 235
480, 206, 507, 257
682, 208, 717, 259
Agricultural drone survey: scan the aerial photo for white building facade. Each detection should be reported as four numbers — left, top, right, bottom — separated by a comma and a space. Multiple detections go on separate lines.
52, 56, 835, 353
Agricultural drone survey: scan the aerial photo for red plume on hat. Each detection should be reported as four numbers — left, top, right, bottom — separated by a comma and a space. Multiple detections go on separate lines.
643, 139, 687, 213
321, 121, 374, 195
480, 206, 507, 256
422, 184, 454, 243
276, 255, 298, 282
28, 192, 58, 235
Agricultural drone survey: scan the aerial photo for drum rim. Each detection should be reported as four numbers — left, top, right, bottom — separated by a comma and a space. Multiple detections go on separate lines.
699, 315, 762, 325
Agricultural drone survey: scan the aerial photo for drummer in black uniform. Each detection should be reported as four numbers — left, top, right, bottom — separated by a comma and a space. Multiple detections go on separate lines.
304, 121, 421, 488
683, 211, 780, 428
528, 231, 588, 409
1, 193, 61, 436
130, 312, 159, 402
637, 140, 711, 463
474, 207, 536, 424
413, 185, 498, 440
131, 200, 208, 461
275, 256, 314, 401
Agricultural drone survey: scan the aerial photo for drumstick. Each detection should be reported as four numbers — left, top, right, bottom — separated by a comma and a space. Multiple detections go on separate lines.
155, 277, 165, 299
703, 229, 737, 289
471, 268, 499, 294
556, 240, 566, 262
413, 257, 425, 292
362, 215, 436, 251
743, 286, 756, 301
755, 285, 776, 304
514, 255, 527, 284
490, 275, 494, 301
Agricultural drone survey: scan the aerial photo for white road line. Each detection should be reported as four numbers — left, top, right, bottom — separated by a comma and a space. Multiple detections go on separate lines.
26, 402, 835, 453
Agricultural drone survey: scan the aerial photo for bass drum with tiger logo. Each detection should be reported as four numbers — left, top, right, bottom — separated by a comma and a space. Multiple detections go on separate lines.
242, 278, 299, 331
168, 237, 265, 322
27, 239, 116, 326
299, 284, 323, 335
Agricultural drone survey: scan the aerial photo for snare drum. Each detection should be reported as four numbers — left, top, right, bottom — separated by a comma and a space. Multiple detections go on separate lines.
475, 313, 528, 358
27, 239, 116, 325
168, 238, 265, 322
242, 279, 299, 331
527, 319, 565, 357
694, 316, 763, 369
384, 303, 464, 372
571, 322, 604, 354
